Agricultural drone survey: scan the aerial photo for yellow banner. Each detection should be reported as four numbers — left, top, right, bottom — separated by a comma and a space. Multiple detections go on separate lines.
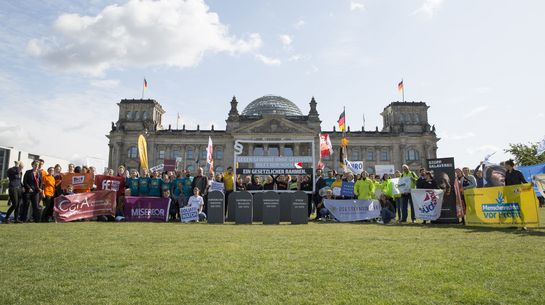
464, 183, 541, 228
138, 134, 148, 170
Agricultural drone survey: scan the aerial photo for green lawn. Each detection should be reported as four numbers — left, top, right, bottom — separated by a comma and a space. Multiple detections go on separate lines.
1, 200, 545, 305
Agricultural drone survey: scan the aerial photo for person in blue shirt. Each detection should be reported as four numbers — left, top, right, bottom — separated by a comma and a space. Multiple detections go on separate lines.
172, 172, 185, 202
181, 170, 193, 205
127, 169, 140, 196
138, 169, 151, 196
160, 173, 173, 198
148, 171, 162, 197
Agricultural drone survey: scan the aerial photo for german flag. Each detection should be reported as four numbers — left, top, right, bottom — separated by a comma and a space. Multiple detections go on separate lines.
398, 80, 404, 92
337, 110, 346, 132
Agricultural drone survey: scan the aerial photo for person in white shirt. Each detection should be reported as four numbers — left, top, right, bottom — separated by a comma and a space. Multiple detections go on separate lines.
187, 187, 207, 222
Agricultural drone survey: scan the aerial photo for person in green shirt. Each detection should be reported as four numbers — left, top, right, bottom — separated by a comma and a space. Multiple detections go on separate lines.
148, 171, 162, 197
354, 171, 375, 200
127, 169, 140, 196
400, 164, 419, 223
139, 168, 151, 196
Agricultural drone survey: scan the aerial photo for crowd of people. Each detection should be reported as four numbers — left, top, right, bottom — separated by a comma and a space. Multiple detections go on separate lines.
2, 157, 532, 224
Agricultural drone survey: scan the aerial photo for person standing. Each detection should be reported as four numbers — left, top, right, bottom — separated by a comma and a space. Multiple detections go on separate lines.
354, 171, 374, 201
313, 169, 326, 220
191, 167, 209, 214
223, 167, 235, 215
41, 167, 56, 222
4, 161, 24, 223
504, 159, 527, 186
21, 160, 43, 222
400, 164, 418, 223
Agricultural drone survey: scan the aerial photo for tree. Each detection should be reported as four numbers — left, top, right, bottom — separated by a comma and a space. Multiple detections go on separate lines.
504, 143, 545, 166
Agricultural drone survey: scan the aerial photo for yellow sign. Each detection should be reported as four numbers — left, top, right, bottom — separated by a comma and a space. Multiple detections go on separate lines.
138, 134, 148, 170
464, 183, 541, 228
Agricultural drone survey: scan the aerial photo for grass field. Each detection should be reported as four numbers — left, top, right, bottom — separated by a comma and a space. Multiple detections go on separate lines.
1, 200, 545, 305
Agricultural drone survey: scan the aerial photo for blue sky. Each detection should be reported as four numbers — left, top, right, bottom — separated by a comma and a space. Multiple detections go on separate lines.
1, 0, 544, 168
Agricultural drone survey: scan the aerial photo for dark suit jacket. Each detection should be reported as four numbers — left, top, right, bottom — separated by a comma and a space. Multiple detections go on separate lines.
23, 169, 42, 193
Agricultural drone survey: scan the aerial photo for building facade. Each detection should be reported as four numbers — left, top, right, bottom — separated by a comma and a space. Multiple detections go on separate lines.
106, 95, 439, 174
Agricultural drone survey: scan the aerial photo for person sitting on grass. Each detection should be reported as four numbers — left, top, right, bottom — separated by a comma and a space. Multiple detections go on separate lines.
378, 194, 396, 225
187, 187, 207, 222
316, 188, 333, 221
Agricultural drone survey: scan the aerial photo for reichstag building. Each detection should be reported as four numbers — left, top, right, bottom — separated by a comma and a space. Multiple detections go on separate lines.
107, 95, 439, 174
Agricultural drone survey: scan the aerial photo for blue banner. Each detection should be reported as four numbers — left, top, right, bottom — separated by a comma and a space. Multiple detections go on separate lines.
323, 199, 380, 222
341, 181, 355, 197
517, 163, 545, 195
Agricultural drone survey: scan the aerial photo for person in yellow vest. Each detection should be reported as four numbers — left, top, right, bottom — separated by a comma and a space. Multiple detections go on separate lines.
400, 164, 418, 223
223, 166, 235, 215
354, 171, 375, 200
393, 170, 402, 221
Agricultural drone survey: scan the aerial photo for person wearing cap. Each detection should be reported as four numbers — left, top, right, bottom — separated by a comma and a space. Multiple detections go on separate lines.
4, 161, 24, 223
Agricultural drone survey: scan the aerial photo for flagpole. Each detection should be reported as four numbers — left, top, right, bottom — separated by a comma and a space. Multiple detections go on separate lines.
402, 79, 405, 102
141, 78, 145, 99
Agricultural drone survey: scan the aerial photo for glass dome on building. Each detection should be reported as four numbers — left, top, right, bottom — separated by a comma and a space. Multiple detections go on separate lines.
241, 95, 303, 116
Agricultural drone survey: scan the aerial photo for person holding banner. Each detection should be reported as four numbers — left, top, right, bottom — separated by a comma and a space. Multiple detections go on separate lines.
417, 171, 438, 224
139, 169, 151, 196
187, 187, 207, 222
127, 170, 140, 196
393, 170, 402, 221
148, 172, 162, 197
504, 159, 527, 186
400, 165, 418, 223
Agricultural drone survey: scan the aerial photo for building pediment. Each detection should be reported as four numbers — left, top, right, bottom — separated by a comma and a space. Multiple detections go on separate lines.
232, 116, 316, 135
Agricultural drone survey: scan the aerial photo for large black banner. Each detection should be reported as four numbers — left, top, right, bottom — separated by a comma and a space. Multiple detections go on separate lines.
427, 157, 458, 224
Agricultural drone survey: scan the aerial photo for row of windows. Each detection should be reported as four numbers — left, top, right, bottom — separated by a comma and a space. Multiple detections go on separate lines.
323, 148, 420, 162
128, 147, 224, 160
129, 146, 420, 162
125, 111, 149, 120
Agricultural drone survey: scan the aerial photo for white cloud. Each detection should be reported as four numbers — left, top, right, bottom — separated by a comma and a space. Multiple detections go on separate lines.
279, 34, 293, 46
465, 145, 500, 156
255, 54, 281, 66
463, 105, 488, 119
439, 131, 476, 140
293, 18, 305, 29
0, 120, 40, 149
350, 0, 365, 11
90, 79, 120, 88
27, 0, 262, 75
411, 0, 444, 17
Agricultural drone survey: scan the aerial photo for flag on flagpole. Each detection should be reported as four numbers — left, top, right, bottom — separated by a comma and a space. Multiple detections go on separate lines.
537, 136, 545, 156
144, 78, 148, 89
398, 80, 404, 92
206, 136, 213, 165
319, 134, 334, 158
337, 110, 346, 132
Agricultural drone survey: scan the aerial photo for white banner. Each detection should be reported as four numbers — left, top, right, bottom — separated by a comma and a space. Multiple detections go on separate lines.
344, 160, 364, 174
375, 164, 395, 177
535, 174, 545, 197
150, 164, 164, 172
410, 189, 444, 220
209, 181, 225, 193
180, 207, 199, 223
396, 176, 412, 194
323, 199, 381, 222
390, 178, 401, 195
